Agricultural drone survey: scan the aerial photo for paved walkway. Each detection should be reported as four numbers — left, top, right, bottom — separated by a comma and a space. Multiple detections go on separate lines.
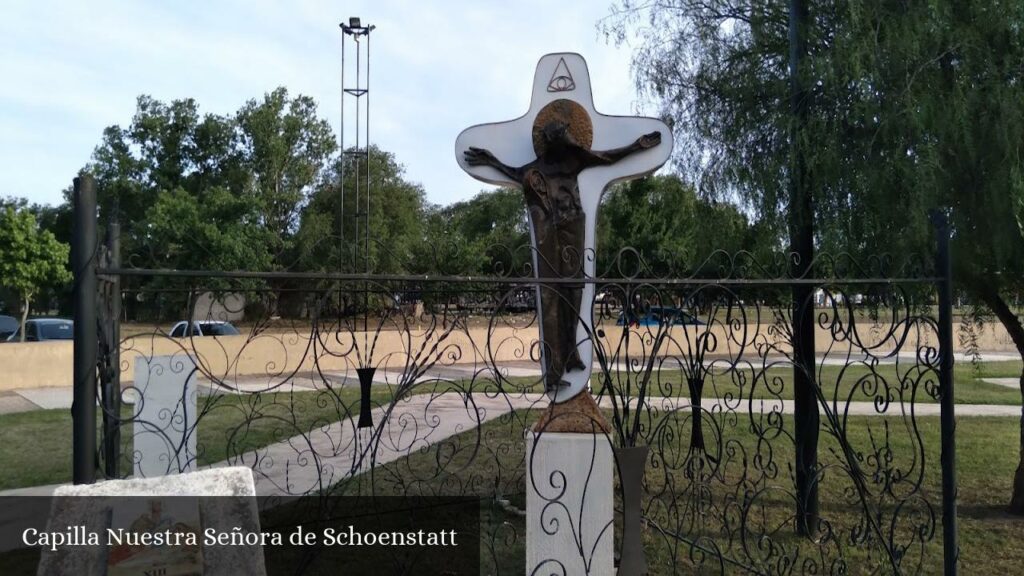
221, 393, 544, 496
981, 377, 1021, 389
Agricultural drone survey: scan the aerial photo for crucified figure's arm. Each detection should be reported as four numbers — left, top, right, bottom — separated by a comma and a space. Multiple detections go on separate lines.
581, 131, 662, 168
464, 147, 524, 183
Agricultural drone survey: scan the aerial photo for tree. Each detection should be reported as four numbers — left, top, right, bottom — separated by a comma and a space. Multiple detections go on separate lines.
237, 88, 337, 264
296, 146, 427, 274
145, 187, 274, 273
598, 174, 748, 276
87, 89, 335, 273
412, 205, 488, 276
440, 188, 530, 275
0, 205, 71, 340
605, 1, 1024, 510
88, 96, 245, 268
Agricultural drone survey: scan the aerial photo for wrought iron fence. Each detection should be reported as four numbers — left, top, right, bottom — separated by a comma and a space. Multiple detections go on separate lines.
71, 182, 957, 574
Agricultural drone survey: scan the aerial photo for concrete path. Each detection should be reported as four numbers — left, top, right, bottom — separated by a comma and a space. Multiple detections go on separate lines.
981, 378, 1021, 389
0, 389, 99, 414
13, 387, 77, 410
218, 393, 546, 496
0, 392, 41, 414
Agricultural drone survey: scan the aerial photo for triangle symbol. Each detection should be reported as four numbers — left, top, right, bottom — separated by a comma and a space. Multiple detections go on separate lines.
546, 57, 576, 92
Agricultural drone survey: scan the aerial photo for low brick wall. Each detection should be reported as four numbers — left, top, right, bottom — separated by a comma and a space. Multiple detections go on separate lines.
0, 321, 1016, 392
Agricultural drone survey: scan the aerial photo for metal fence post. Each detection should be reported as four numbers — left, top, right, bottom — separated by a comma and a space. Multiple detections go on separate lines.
789, 0, 820, 537
72, 175, 98, 484
933, 210, 958, 574
101, 214, 121, 478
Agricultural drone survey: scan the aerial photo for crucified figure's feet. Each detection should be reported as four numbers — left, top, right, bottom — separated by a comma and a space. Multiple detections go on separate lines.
565, 348, 586, 372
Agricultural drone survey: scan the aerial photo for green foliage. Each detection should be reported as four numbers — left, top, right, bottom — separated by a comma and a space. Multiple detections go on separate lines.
88, 88, 336, 272
236, 87, 337, 258
598, 175, 749, 276
145, 187, 274, 272
437, 188, 530, 275
0, 205, 71, 335
604, 0, 1024, 277
296, 146, 427, 274
411, 206, 488, 276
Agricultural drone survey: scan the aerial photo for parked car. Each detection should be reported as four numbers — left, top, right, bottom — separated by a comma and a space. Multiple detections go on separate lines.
169, 321, 240, 338
0, 315, 17, 341
616, 306, 704, 327
5, 318, 74, 342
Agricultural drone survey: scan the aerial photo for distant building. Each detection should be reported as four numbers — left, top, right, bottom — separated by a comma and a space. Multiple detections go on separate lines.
192, 292, 245, 322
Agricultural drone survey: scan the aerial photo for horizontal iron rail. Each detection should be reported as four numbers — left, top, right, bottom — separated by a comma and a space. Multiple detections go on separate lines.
98, 267, 942, 286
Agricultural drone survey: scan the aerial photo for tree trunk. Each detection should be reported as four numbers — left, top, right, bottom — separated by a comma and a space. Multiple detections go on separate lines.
18, 293, 30, 343
976, 285, 1024, 514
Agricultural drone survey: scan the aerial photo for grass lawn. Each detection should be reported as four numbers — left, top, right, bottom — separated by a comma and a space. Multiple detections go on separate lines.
0, 361, 1019, 491
354, 412, 1024, 575
1, 366, 1023, 573
0, 386, 397, 491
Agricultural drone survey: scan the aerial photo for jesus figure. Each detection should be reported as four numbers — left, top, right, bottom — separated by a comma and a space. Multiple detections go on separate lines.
464, 99, 661, 395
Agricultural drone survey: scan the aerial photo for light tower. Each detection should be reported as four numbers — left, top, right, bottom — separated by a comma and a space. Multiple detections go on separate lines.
339, 17, 374, 273
339, 17, 377, 433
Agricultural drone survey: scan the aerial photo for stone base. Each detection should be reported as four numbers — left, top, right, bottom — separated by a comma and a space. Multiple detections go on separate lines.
38, 467, 265, 576
533, 389, 611, 433
526, 432, 614, 576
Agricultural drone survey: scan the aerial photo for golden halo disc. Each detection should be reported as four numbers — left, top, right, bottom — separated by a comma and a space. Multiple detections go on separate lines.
532, 99, 593, 156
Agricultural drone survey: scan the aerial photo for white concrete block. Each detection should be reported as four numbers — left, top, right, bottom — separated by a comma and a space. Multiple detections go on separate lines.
133, 355, 198, 478
526, 431, 614, 576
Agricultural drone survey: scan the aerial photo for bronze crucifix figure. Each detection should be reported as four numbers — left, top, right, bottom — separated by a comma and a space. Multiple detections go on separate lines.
464, 99, 661, 395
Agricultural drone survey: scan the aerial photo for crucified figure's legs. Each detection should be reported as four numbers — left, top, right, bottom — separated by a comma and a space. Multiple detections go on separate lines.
530, 201, 588, 393
538, 282, 564, 392
558, 213, 586, 374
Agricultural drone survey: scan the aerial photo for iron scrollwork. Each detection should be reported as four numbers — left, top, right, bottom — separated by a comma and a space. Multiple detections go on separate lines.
91, 246, 950, 574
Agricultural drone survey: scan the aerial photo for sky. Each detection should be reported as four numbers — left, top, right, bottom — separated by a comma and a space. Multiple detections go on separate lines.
0, 0, 655, 208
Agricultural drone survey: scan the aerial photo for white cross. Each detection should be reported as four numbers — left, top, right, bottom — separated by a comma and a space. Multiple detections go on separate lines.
455, 52, 674, 402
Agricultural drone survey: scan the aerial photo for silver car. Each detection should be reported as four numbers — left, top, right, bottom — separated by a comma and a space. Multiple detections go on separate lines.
169, 321, 240, 338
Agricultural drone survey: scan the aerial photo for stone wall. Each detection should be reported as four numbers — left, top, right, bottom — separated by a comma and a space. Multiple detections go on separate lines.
0, 321, 1016, 391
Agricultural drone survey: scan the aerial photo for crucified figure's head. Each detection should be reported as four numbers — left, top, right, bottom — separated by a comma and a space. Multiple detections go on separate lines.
532, 99, 593, 158
540, 120, 573, 154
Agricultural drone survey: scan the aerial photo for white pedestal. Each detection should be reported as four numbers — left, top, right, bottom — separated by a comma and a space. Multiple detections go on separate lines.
526, 431, 614, 576
134, 354, 198, 478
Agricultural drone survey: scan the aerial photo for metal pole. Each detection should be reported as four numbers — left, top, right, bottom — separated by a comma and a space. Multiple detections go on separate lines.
102, 216, 121, 479
789, 0, 819, 536
364, 30, 372, 338
355, 36, 362, 275
934, 210, 958, 574
339, 31, 346, 271
339, 18, 374, 326
365, 29, 372, 276
72, 175, 98, 484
